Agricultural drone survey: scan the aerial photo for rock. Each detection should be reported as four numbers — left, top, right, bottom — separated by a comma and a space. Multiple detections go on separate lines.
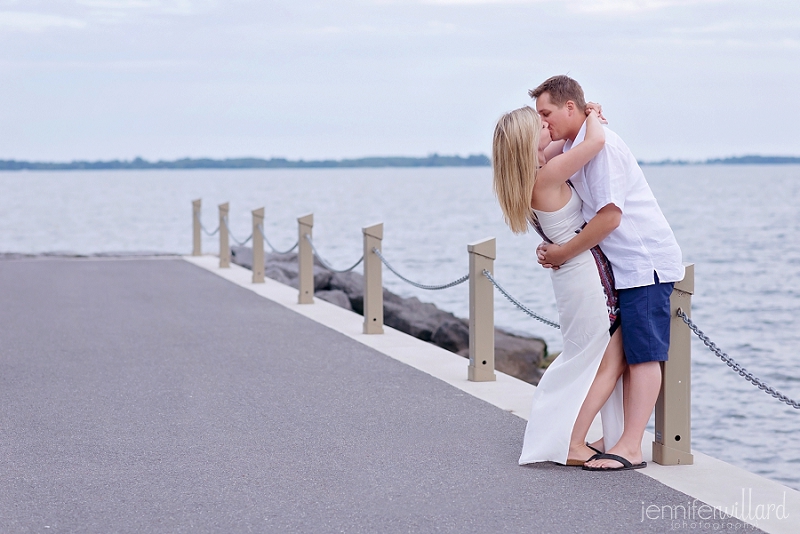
230, 246, 255, 270
231, 245, 547, 385
231, 247, 329, 289
328, 272, 363, 312
494, 331, 546, 385
383, 298, 444, 342
316, 289, 353, 310
264, 265, 294, 287
313, 269, 333, 291
432, 319, 470, 354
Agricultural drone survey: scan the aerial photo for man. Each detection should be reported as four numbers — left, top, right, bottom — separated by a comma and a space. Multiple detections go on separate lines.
532, 75, 684, 471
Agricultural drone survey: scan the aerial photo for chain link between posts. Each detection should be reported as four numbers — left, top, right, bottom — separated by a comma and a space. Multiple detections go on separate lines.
677, 309, 800, 409
482, 270, 561, 329
257, 224, 298, 254
221, 217, 253, 246
305, 235, 364, 273
372, 248, 469, 290
194, 211, 220, 237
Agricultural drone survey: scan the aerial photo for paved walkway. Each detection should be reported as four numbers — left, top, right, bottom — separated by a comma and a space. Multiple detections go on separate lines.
0, 258, 760, 533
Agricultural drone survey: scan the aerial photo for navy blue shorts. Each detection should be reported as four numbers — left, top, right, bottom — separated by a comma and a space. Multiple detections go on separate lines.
618, 272, 674, 365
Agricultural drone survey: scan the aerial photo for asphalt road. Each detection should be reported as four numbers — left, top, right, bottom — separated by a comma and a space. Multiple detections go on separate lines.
0, 258, 758, 533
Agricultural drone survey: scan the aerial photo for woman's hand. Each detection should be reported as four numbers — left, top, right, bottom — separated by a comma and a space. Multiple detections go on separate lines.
585, 102, 607, 124
579, 104, 606, 155
537, 242, 565, 269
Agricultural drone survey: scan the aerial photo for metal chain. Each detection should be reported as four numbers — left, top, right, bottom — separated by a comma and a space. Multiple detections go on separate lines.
482, 270, 561, 329
305, 235, 364, 273
257, 224, 298, 254
194, 211, 220, 237
677, 309, 800, 409
221, 217, 253, 246
372, 248, 468, 290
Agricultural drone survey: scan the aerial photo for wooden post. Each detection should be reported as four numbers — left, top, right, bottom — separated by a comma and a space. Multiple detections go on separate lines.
298, 213, 314, 304
468, 237, 496, 382
653, 262, 695, 466
252, 208, 265, 283
362, 223, 384, 334
192, 199, 201, 256
219, 202, 230, 268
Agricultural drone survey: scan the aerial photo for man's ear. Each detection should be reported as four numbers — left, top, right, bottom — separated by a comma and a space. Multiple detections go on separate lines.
565, 100, 576, 116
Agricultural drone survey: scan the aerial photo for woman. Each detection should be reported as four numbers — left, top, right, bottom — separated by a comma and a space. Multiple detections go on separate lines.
492, 106, 626, 467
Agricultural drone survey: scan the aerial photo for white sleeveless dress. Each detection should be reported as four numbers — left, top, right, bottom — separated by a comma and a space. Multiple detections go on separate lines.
518, 188, 624, 465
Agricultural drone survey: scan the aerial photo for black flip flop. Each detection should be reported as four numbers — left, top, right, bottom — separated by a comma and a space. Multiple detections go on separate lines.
582, 453, 646, 471
586, 442, 603, 455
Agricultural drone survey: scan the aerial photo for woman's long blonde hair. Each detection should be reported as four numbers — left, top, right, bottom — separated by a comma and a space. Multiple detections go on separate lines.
492, 106, 541, 234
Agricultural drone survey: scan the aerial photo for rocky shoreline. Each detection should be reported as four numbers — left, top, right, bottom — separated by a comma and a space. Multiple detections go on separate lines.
231, 246, 547, 385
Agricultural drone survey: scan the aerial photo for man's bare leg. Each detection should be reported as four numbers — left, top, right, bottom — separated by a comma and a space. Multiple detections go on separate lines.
623, 366, 632, 421
588, 360, 631, 453
567, 329, 626, 462
585, 360, 661, 468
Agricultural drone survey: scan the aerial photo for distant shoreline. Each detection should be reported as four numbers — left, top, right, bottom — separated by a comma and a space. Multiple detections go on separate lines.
0, 155, 489, 171
1, 154, 799, 171
641, 155, 800, 166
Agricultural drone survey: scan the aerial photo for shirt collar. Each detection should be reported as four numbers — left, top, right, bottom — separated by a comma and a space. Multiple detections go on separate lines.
562, 119, 588, 153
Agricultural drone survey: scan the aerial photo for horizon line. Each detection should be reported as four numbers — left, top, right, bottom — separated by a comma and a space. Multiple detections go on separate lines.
2, 154, 800, 171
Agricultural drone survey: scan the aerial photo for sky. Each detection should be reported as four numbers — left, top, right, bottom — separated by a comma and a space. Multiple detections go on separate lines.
1, 0, 798, 162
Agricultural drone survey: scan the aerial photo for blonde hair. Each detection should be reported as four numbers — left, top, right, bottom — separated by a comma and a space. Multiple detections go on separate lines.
492, 106, 540, 234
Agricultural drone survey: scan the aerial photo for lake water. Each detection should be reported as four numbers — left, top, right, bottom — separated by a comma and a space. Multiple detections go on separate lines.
2, 165, 799, 491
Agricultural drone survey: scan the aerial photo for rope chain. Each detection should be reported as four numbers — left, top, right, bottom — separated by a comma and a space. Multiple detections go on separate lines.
194, 211, 220, 237
482, 270, 561, 329
257, 224, 298, 254
372, 248, 468, 290
305, 235, 364, 273
221, 217, 253, 246
677, 309, 800, 410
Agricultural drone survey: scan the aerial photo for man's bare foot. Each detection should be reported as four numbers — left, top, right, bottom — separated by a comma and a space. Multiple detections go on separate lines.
584, 443, 642, 469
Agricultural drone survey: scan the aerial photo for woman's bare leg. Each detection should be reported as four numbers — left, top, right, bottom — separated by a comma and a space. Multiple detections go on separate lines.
589, 336, 632, 453
567, 329, 626, 461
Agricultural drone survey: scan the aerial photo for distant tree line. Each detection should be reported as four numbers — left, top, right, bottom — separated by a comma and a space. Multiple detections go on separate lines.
1, 154, 798, 171
0, 154, 491, 171
640, 155, 800, 166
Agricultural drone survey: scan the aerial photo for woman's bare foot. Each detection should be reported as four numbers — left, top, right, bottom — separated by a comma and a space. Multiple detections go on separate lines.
567, 442, 597, 464
587, 437, 605, 454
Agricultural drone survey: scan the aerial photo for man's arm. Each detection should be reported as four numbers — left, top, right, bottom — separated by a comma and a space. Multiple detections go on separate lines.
537, 203, 621, 269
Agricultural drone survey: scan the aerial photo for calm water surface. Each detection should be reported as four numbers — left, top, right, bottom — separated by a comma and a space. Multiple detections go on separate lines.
1, 165, 799, 490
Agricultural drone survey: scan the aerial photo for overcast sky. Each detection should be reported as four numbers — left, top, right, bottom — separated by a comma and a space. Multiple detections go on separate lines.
1, 0, 798, 161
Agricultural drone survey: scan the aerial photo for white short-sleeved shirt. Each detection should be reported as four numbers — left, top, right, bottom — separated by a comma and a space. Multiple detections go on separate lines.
563, 122, 684, 289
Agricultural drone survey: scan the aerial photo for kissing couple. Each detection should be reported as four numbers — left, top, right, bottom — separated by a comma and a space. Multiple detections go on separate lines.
492, 75, 684, 471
